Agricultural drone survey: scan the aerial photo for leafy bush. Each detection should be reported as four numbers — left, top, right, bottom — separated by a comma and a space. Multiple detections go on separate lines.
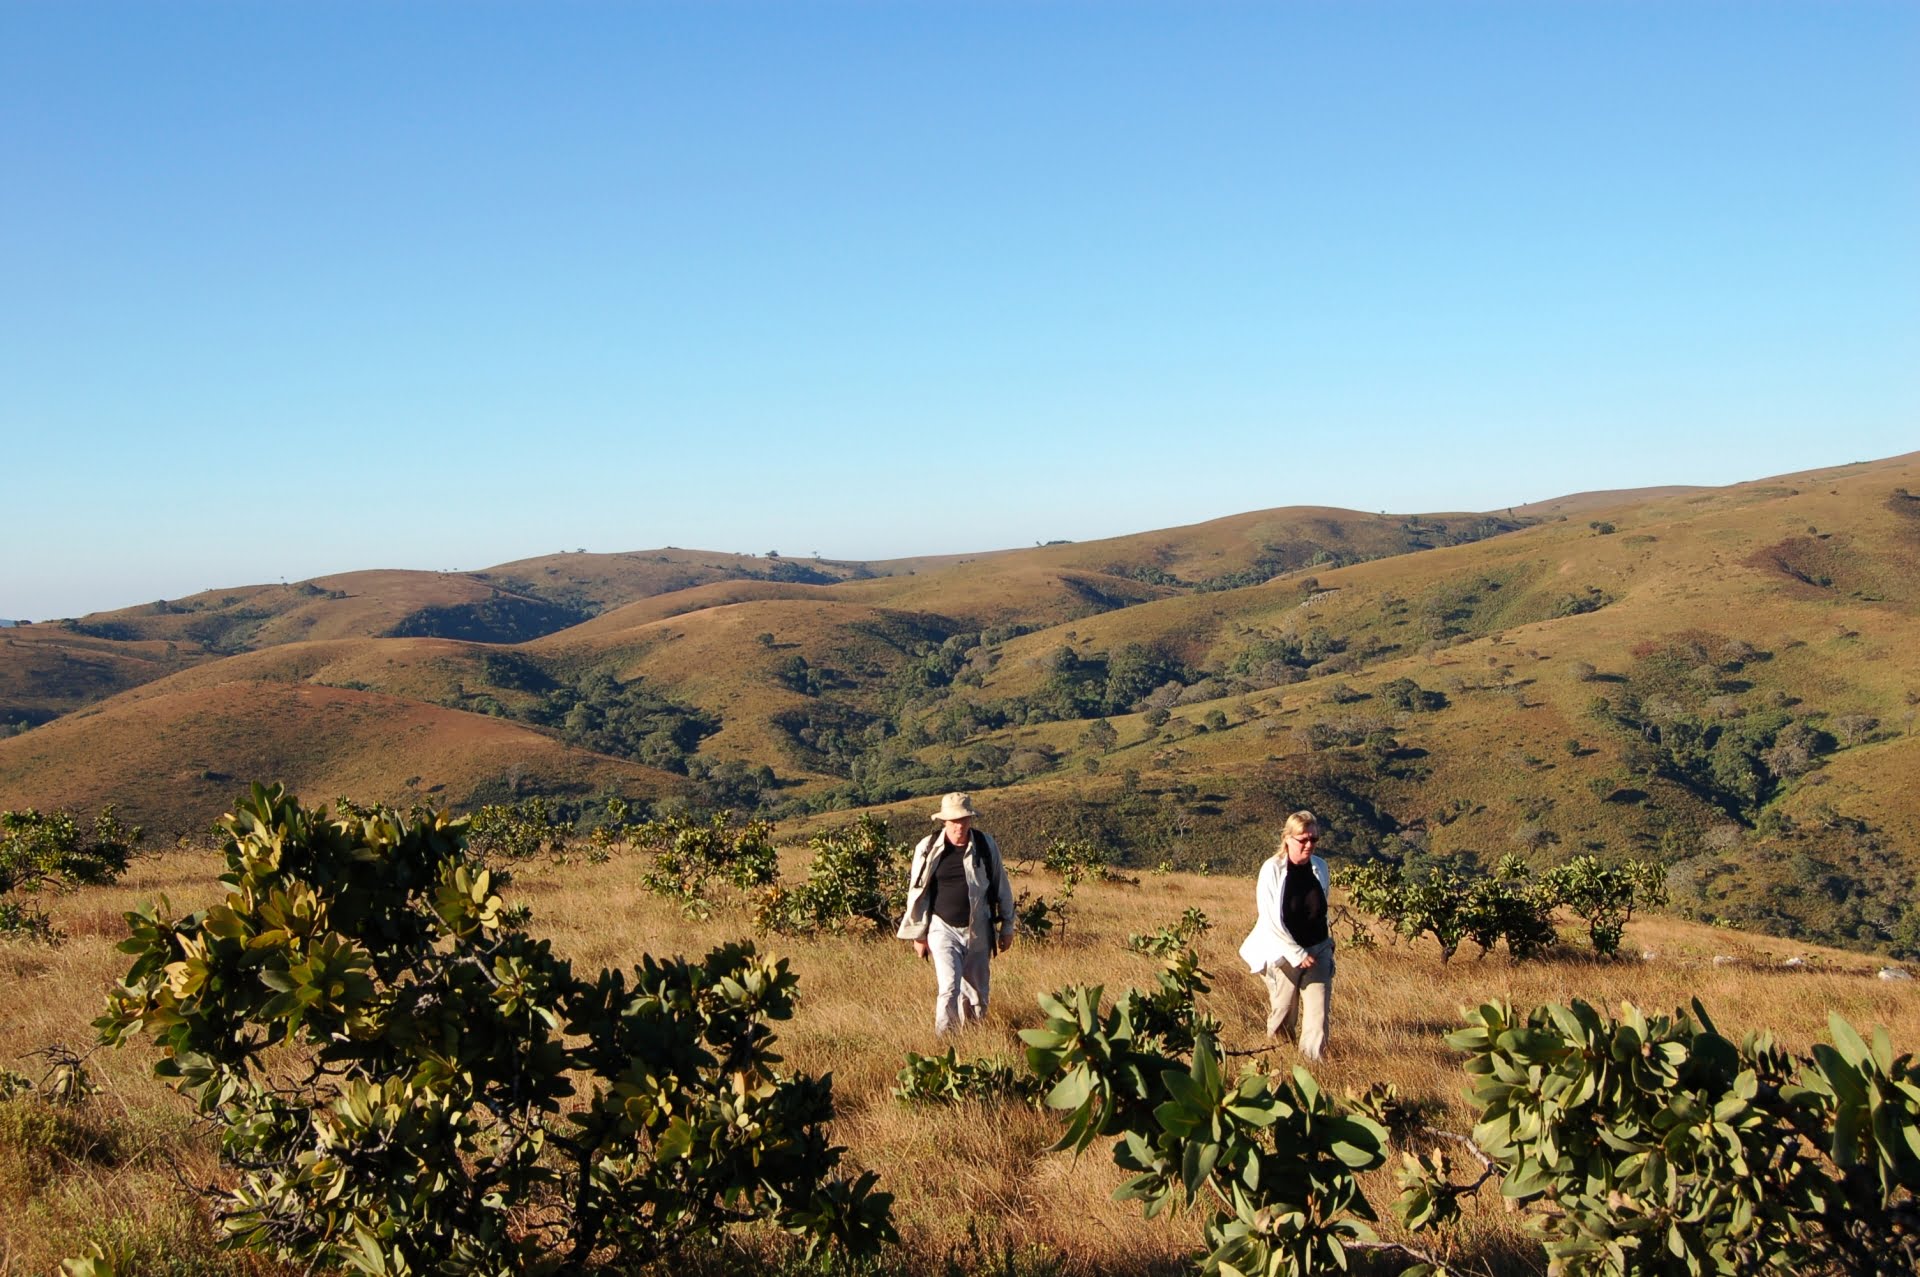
633, 810, 779, 915
465, 794, 572, 859
1553, 586, 1613, 617
1125, 907, 1212, 957
755, 814, 908, 936
0, 806, 142, 941
1342, 852, 1663, 961
1538, 855, 1668, 956
1019, 950, 1388, 1276
93, 784, 893, 1276
1015, 890, 1067, 944
1378, 677, 1446, 713
1339, 857, 1559, 962
1041, 835, 1111, 888
1399, 999, 1920, 1275
894, 1048, 1041, 1106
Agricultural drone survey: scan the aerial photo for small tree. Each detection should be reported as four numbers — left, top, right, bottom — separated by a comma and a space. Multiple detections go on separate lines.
1539, 855, 1668, 957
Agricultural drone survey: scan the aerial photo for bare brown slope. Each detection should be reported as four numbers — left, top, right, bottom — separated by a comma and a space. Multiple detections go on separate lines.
0, 681, 682, 833
1508, 486, 1708, 518
60, 549, 867, 657
538, 580, 835, 643
973, 451, 1920, 697
0, 625, 195, 728
857, 506, 1522, 596
93, 636, 560, 722
532, 507, 1506, 643
75, 572, 507, 646
475, 547, 873, 602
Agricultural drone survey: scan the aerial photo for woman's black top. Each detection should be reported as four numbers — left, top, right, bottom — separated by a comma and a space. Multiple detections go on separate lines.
926, 838, 973, 927
1282, 856, 1329, 948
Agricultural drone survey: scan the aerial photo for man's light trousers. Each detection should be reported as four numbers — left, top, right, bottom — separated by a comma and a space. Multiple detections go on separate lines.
928, 915, 993, 1035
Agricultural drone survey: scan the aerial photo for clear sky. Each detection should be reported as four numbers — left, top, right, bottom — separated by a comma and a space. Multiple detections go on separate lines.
4, 1, 1916, 620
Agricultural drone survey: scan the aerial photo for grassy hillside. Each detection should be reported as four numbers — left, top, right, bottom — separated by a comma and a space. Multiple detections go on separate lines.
3, 453, 1916, 953
0, 550, 888, 726
3, 827, 1918, 1275
0, 679, 683, 826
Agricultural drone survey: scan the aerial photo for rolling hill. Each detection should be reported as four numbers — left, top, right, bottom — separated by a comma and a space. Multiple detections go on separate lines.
3, 451, 1916, 954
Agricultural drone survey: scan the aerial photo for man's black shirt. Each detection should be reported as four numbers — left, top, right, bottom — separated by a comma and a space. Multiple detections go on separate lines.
926, 837, 973, 928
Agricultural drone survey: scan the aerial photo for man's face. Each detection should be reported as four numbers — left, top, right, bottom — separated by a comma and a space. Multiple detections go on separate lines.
944, 817, 973, 844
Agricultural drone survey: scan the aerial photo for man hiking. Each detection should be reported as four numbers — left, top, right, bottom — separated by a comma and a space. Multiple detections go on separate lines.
896, 792, 1016, 1034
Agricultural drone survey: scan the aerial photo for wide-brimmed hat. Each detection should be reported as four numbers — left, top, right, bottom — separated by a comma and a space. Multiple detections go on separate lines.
931, 792, 980, 822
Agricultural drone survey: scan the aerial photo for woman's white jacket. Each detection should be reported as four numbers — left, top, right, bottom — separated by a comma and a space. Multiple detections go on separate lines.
895, 831, 1016, 944
1238, 854, 1331, 973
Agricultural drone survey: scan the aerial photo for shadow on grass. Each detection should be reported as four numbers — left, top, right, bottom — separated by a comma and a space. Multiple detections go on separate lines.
658, 1227, 1193, 1277
662, 1225, 1550, 1277
1350, 1231, 1548, 1277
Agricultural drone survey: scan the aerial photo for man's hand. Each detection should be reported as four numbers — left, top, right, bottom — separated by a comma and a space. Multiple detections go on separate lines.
913, 939, 930, 961
997, 933, 1015, 955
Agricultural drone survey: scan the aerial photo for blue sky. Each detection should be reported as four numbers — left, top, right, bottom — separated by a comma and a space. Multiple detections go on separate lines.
4, 1, 1915, 620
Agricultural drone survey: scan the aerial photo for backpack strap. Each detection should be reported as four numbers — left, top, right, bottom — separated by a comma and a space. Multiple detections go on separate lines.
972, 831, 1006, 930
911, 833, 938, 889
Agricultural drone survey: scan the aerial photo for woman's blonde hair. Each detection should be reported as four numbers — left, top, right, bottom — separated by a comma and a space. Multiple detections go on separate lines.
1273, 810, 1321, 857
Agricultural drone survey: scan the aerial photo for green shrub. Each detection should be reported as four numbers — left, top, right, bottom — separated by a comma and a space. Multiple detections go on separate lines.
1341, 860, 1558, 963
1342, 853, 1663, 961
1538, 855, 1669, 956
894, 1048, 1040, 1107
1014, 890, 1066, 944
755, 814, 908, 936
1019, 949, 1386, 1275
465, 795, 572, 859
1125, 907, 1212, 957
1400, 999, 1920, 1275
1040, 836, 1110, 888
0, 806, 142, 941
94, 783, 893, 1276
633, 810, 779, 915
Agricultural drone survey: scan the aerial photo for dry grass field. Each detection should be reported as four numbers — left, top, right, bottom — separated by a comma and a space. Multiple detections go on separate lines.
4, 831, 1917, 1276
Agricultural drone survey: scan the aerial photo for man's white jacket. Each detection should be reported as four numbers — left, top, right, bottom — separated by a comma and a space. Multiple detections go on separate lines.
1238, 853, 1331, 972
895, 830, 1016, 945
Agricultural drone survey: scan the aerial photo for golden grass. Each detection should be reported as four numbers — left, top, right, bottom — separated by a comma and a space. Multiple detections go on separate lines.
9, 843, 1918, 1275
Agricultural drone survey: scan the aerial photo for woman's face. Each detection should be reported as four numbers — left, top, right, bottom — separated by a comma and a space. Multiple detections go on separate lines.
1283, 829, 1317, 864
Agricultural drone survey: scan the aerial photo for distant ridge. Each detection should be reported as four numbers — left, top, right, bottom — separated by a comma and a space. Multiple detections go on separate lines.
1506, 486, 1709, 518
4, 450, 1918, 961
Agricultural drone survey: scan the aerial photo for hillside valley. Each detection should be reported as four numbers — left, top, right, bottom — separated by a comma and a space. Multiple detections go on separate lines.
4, 454, 1918, 955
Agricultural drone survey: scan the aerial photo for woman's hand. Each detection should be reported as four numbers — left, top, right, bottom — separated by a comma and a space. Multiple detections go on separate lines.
913, 939, 930, 960
1297, 953, 1316, 970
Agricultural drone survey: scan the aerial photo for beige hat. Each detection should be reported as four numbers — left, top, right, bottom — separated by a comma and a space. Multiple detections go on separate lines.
931, 792, 980, 822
